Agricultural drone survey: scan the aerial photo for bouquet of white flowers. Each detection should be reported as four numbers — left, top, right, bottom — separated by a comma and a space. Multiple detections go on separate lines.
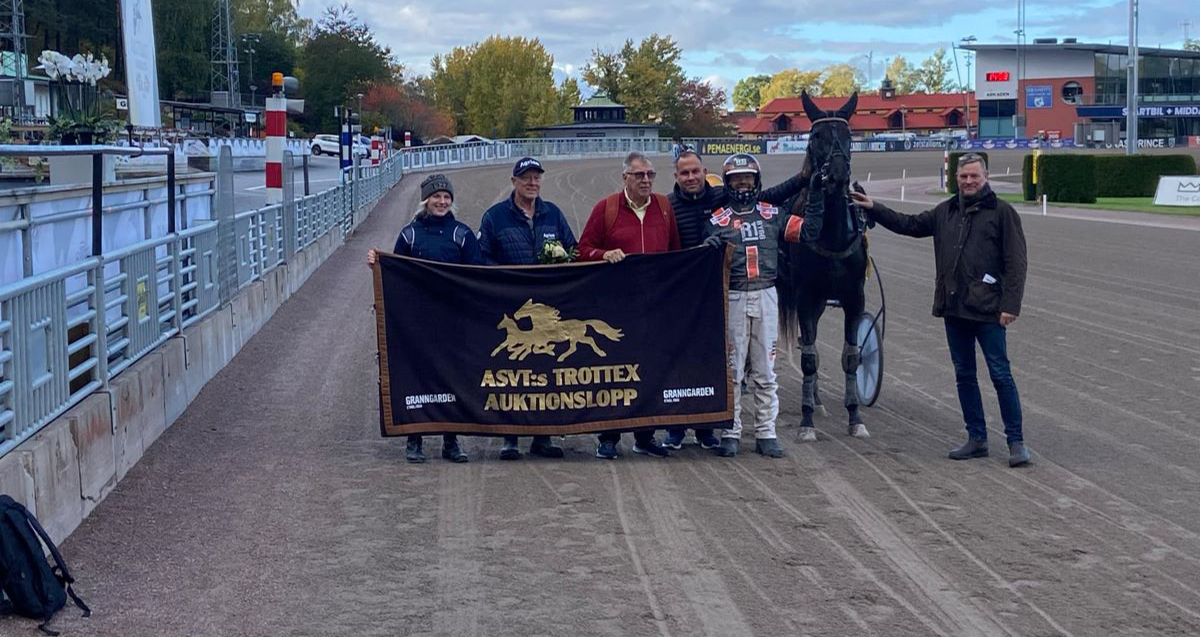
537, 239, 577, 264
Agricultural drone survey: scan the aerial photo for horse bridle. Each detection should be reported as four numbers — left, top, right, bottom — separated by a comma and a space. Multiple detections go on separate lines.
806, 116, 862, 260
809, 117, 851, 183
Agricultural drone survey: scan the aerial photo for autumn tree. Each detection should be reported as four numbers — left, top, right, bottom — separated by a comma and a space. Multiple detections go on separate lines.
884, 56, 920, 94
759, 69, 823, 103
732, 74, 771, 111
232, 0, 311, 44
430, 36, 574, 137
819, 64, 862, 97
299, 5, 396, 132
361, 81, 452, 142
664, 78, 730, 137
554, 77, 583, 125
582, 34, 687, 124
915, 48, 957, 93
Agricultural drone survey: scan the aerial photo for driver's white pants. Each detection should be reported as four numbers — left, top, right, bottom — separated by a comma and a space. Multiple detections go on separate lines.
725, 288, 779, 440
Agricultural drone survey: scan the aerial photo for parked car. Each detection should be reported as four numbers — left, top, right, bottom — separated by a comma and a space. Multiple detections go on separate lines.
310, 134, 369, 157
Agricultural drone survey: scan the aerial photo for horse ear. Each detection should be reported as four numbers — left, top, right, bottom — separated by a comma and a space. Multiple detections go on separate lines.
836, 92, 859, 120
800, 91, 825, 123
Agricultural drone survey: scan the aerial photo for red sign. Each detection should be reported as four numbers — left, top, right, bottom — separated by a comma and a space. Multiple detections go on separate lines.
985, 71, 1011, 82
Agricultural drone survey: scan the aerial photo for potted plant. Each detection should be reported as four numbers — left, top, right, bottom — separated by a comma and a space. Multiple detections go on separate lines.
37, 50, 123, 184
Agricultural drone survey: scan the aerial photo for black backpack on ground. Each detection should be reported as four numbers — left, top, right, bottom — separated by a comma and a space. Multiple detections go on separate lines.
0, 495, 90, 635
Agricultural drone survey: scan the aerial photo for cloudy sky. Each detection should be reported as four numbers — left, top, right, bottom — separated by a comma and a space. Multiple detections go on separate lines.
299, 0, 1196, 96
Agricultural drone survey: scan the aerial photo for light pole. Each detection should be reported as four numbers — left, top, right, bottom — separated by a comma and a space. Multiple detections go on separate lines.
855, 51, 875, 86
1126, 0, 1139, 155
960, 36, 977, 138
900, 104, 907, 137
240, 34, 261, 106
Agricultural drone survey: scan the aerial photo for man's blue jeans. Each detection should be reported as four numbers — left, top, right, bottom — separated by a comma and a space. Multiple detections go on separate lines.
944, 317, 1024, 445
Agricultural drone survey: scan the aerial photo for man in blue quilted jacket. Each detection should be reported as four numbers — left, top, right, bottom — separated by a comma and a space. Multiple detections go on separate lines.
478, 157, 577, 460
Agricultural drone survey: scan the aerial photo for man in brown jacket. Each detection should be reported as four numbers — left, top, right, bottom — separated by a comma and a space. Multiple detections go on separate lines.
850, 153, 1031, 467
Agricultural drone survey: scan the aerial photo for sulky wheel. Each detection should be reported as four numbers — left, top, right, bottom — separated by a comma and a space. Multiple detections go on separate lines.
854, 312, 884, 407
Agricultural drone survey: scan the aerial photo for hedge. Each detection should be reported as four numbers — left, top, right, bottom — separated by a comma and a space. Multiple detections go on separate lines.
1022, 154, 1036, 201
947, 151, 990, 195
1037, 155, 1098, 204
1093, 155, 1198, 197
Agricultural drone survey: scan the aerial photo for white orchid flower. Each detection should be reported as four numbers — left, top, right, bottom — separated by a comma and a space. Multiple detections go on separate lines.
37, 50, 59, 80
69, 54, 85, 81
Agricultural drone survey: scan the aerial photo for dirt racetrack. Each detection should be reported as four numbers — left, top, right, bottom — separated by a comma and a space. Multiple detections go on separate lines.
25, 153, 1200, 637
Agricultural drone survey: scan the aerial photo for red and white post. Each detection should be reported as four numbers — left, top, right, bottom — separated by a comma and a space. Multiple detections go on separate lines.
941, 148, 949, 191
265, 73, 287, 205
370, 135, 382, 166
404, 131, 412, 147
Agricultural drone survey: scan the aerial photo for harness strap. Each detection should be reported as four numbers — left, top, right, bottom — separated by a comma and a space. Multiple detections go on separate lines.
804, 232, 863, 260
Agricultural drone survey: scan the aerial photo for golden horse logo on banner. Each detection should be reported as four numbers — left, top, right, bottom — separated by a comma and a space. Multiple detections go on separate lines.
491, 299, 624, 362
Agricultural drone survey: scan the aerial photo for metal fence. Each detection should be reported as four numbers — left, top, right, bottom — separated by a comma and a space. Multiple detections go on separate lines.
0, 136, 667, 458
0, 144, 400, 457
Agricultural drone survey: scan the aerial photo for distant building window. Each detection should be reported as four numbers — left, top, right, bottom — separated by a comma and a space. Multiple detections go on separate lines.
1062, 81, 1083, 105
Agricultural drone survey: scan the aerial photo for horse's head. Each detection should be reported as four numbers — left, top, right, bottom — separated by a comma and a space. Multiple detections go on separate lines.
497, 314, 517, 331
513, 298, 559, 324
514, 299, 536, 320
801, 91, 857, 194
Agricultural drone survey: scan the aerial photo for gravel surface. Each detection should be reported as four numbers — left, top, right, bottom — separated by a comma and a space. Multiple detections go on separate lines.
26, 155, 1200, 637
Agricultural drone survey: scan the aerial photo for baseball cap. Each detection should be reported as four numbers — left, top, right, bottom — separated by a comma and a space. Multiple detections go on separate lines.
513, 157, 545, 177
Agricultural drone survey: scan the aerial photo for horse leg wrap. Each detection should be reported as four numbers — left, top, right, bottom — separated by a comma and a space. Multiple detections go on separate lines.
841, 344, 861, 374
842, 343, 861, 408
799, 344, 817, 411
801, 345, 819, 376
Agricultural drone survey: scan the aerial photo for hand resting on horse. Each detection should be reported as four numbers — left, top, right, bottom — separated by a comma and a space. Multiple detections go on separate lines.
849, 191, 874, 209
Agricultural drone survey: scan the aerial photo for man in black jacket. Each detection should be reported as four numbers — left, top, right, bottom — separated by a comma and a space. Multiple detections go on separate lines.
850, 154, 1031, 467
662, 150, 808, 451
669, 150, 809, 249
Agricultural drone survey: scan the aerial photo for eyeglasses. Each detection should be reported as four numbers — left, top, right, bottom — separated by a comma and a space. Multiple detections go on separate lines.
624, 171, 657, 180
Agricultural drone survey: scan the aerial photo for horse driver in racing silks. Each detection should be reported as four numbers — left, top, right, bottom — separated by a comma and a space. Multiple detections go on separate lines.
701, 153, 806, 458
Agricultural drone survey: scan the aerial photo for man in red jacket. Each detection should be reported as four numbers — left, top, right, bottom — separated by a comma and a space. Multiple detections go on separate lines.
578, 151, 680, 459
578, 151, 681, 263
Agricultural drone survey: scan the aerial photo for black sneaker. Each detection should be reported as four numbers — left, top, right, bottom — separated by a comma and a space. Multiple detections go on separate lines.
663, 431, 685, 450
405, 438, 426, 463
715, 438, 739, 458
529, 436, 564, 458
500, 436, 522, 461
632, 440, 670, 458
695, 430, 721, 449
595, 440, 619, 459
755, 438, 786, 458
441, 437, 468, 463
1008, 442, 1031, 467
948, 438, 989, 460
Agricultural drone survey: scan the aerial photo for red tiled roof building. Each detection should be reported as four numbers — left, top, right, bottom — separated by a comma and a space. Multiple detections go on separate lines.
739, 79, 977, 138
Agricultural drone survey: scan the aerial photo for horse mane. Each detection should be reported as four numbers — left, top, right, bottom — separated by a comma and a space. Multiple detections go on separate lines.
516, 299, 560, 321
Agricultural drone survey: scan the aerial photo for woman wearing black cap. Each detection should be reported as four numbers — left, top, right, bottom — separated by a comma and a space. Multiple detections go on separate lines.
368, 173, 483, 463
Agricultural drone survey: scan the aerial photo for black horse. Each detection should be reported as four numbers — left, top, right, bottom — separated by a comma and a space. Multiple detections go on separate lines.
779, 92, 871, 440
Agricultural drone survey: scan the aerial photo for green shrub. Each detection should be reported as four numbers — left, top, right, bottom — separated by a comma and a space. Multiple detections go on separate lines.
1093, 155, 1198, 197
947, 151, 990, 195
1022, 154, 1036, 201
1037, 155, 1097, 204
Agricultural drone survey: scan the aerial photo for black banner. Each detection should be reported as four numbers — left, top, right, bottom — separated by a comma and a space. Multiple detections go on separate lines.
373, 247, 733, 436
696, 139, 767, 156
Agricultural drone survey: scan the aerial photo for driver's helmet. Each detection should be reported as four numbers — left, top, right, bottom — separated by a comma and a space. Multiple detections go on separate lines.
722, 153, 762, 207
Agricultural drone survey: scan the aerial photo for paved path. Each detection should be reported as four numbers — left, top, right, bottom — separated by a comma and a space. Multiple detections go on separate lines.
25, 157, 1200, 637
